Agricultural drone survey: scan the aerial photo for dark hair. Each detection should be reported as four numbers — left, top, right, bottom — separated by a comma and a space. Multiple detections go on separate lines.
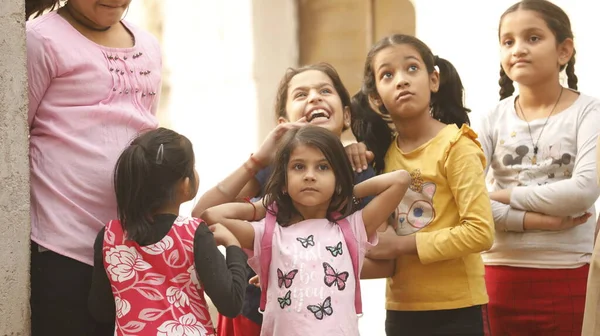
498, 0, 578, 100
352, 34, 470, 172
262, 125, 355, 226
114, 127, 196, 243
26, 0, 61, 20
274, 62, 352, 131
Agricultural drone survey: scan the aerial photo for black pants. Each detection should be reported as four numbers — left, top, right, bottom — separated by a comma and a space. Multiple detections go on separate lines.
385, 305, 487, 336
30, 242, 114, 336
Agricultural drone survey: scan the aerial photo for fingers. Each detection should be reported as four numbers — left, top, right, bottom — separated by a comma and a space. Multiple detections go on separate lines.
249, 275, 260, 287
345, 143, 368, 172
365, 150, 375, 164
573, 212, 593, 226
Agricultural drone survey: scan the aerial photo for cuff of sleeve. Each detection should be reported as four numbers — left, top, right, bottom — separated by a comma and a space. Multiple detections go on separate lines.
415, 232, 435, 265
509, 186, 528, 210
505, 209, 526, 232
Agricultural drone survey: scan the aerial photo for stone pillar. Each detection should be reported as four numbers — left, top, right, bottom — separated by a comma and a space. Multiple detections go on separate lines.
0, 0, 31, 334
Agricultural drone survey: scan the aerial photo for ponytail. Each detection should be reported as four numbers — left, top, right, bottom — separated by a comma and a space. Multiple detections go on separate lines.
26, 0, 61, 21
350, 90, 393, 174
498, 66, 515, 101
564, 48, 578, 90
430, 56, 471, 128
114, 127, 196, 244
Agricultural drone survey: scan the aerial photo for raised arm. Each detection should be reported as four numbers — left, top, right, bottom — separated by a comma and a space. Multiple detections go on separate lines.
200, 201, 266, 249
192, 120, 307, 217
508, 107, 600, 216
353, 169, 411, 238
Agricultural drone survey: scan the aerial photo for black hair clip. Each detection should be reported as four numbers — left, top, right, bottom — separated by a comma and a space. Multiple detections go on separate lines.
156, 144, 164, 164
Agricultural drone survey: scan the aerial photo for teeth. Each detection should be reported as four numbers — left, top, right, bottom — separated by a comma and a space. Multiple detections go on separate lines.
309, 109, 329, 118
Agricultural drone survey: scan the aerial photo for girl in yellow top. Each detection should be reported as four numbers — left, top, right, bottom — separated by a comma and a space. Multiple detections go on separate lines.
351, 34, 494, 335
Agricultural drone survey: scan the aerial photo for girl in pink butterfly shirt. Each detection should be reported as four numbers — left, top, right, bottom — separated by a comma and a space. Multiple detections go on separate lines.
202, 125, 410, 336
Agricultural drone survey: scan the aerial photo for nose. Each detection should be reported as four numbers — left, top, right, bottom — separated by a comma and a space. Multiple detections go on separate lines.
395, 73, 409, 89
303, 168, 316, 181
512, 40, 528, 57
307, 89, 322, 103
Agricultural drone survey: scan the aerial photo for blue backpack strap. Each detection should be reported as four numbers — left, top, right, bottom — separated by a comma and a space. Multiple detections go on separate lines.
258, 203, 277, 312
337, 215, 363, 315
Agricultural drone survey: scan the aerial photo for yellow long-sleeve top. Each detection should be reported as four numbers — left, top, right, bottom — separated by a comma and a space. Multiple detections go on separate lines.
384, 124, 494, 311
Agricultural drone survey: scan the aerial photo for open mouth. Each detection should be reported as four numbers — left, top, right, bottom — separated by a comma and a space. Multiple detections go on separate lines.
306, 108, 331, 122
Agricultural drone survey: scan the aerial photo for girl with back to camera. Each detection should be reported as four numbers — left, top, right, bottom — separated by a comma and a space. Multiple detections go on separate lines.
26, 0, 162, 334
201, 125, 411, 335
191, 63, 390, 336
478, 1, 600, 335
88, 128, 249, 335
351, 34, 495, 335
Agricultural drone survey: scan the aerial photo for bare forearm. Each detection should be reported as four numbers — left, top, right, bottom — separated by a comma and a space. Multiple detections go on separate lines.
353, 170, 410, 199
360, 258, 395, 279
192, 158, 262, 217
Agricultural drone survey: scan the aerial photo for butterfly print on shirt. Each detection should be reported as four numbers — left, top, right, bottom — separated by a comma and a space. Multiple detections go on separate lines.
277, 268, 298, 288
278, 290, 292, 309
323, 262, 349, 291
325, 241, 343, 257
296, 235, 315, 248
307, 296, 333, 320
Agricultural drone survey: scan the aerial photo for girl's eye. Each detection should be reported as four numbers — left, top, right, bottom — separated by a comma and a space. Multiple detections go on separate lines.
502, 39, 514, 47
294, 92, 307, 99
529, 35, 540, 42
408, 65, 418, 72
318, 164, 329, 171
293, 163, 304, 170
381, 72, 393, 80
320, 88, 332, 94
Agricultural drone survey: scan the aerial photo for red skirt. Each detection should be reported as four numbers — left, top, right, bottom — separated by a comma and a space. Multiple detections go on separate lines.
216, 313, 261, 336
484, 264, 589, 336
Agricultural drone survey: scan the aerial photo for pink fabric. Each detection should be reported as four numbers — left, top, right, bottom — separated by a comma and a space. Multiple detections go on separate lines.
27, 11, 161, 265
103, 217, 215, 336
247, 210, 377, 336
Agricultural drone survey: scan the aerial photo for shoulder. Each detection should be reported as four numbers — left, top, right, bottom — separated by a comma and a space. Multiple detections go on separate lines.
122, 20, 161, 52
481, 95, 517, 126
441, 125, 485, 165
570, 93, 600, 119
26, 12, 65, 51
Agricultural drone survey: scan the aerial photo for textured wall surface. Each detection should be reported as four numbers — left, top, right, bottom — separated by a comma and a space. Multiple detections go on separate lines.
0, 0, 30, 334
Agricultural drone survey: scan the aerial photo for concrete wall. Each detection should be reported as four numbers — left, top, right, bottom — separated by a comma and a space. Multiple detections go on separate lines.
0, 0, 30, 334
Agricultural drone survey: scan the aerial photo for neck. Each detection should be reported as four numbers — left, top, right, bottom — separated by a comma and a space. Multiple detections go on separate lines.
393, 110, 438, 144
291, 201, 329, 224
517, 80, 564, 110
154, 203, 181, 217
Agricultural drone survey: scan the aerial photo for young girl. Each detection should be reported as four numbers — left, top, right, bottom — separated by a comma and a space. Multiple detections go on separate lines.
26, 0, 162, 334
200, 125, 410, 335
351, 34, 495, 335
88, 128, 249, 336
191, 63, 386, 336
479, 1, 600, 334
583, 137, 600, 335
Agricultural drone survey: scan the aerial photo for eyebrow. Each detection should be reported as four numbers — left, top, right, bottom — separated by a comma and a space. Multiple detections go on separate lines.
376, 56, 420, 71
290, 82, 333, 93
289, 157, 329, 164
500, 27, 545, 38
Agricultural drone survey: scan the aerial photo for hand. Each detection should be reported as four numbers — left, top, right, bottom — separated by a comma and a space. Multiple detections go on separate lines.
366, 228, 400, 260
209, 224, 241, 247
543, 212, 592, 231
253, 118, 308, 166
344, 142, 374, 173
249, 275, 260, 287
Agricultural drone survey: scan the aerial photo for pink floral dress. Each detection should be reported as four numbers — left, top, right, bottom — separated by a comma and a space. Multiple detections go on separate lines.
103, 216, 215, 336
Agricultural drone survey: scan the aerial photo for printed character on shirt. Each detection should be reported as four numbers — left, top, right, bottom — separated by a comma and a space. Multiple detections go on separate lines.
477, 2, 600, 335
351, 34, 494, 335
190, 63, 384, 336
201, 126, 410, 336
88, 128, 249, 336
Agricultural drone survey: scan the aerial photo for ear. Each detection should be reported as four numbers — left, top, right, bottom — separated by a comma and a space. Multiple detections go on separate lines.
557, 38, 574, 67
369, 94, 382, 108
342, 106, 351, 129
429, 70, 440, 93
278, 116, 289, 125
181, 177, 193, 201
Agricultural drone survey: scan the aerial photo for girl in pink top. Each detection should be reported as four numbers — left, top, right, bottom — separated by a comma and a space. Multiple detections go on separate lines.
26, 0, 160, 335
202, 125, 411, 335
